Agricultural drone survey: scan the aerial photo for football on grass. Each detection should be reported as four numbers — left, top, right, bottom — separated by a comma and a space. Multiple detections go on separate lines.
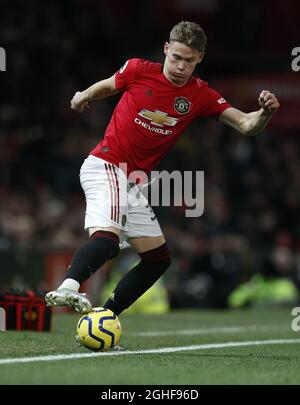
76, 307, 122, 351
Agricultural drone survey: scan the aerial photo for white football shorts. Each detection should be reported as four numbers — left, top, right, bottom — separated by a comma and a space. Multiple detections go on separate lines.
79, 155, 163, 242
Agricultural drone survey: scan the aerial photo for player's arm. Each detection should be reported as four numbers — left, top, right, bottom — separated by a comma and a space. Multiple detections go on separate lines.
71, 74, 119, 113
218, 90, 280, 135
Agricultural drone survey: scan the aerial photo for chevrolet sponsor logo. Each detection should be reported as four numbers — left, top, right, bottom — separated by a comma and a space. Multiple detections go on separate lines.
138, 109, 179, 127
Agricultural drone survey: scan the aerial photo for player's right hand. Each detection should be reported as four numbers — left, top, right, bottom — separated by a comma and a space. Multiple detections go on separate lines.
71, 91, 90, 113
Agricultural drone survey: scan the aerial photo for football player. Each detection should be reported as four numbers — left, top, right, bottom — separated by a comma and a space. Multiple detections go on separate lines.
45, 21, 279, 314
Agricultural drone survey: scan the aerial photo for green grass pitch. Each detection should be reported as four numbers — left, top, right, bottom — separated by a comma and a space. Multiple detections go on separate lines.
0, 307, 300, 385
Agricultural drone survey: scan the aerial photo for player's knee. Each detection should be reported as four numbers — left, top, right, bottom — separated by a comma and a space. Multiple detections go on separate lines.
108, 243, 120, 260
140, 242, 171, 274
163, 254, 172, 270
159, 255, 171, 273
90, 231, 120, 260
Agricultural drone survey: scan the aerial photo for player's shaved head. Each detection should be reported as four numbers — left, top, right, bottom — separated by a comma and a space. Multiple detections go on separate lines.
169, 21, 207, 53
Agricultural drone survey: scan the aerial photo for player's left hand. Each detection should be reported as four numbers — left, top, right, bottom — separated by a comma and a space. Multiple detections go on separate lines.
258, 90, 280, 114
71, 91, 90, 113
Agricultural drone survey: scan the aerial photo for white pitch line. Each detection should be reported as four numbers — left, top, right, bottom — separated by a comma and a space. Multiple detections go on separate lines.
130, 325, 285, 337
0, 339, 299, 365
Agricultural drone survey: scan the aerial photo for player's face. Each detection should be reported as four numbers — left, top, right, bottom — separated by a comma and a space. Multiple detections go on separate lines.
163, 41, 203, 86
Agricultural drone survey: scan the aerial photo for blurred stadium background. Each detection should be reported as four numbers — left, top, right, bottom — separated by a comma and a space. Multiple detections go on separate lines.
1, 0, 300, 311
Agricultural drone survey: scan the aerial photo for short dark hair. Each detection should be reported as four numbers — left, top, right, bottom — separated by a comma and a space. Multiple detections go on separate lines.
169, 21, 207, 53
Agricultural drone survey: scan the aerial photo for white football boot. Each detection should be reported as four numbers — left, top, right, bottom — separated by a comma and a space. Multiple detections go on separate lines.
45, 288, 92, 313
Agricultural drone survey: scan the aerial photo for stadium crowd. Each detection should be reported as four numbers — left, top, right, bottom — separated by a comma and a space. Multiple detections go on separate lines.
1, 0, 299, 307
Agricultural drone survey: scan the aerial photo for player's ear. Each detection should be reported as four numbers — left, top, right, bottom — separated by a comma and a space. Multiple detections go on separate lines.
164, 42, 169, 56
197, 52, 205, 64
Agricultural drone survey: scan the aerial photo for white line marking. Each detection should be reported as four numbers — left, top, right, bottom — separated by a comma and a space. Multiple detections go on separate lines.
130, 325, 285, 337
0, 339, 299, 365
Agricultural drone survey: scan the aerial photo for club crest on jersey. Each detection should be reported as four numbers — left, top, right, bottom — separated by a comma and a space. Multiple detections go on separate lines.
174, 97, 191, 114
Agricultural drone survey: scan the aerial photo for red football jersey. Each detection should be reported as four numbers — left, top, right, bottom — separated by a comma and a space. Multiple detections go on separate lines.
90, 58, 231, 175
